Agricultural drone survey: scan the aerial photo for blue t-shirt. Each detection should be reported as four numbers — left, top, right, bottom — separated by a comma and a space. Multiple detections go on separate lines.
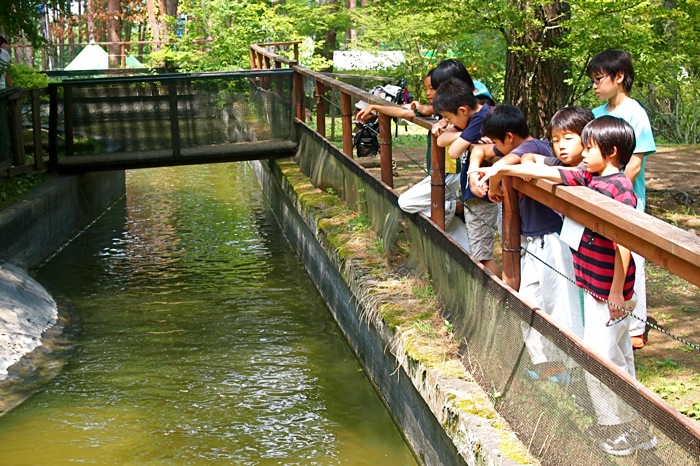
496, 138, 563, 236
593, 98, 655, 211
458, 105, 491, 201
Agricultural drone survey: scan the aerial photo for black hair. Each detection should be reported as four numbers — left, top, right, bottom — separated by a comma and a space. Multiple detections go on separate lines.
550, 106, 594, 136
0, 36, 6, 46
431, 59, 475, 91
586, 50, 635, 92
432, 77, 478, 114
481, 104, 529, 141
581, 116, 636, 170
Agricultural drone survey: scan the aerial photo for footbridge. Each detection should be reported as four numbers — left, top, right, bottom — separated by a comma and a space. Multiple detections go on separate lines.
45, 69, 298, 173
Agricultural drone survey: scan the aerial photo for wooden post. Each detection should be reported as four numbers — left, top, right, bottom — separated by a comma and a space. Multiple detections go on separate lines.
249, 48, 256, 69
501, 176, 521, 291
293, 43, 299, 64
64, 86, 74, 156
168, 81, 181, 158
378, 113, 393, 188
263, 56, 271, 89
31, 89, 44, 169
315, 81, 326, 138
48, 85, 58, 170
9, 95, 25, 167
120, 43, 126, 68
340, 91, 353, 157
294, 71, 305, 121
429, 133, 446, 228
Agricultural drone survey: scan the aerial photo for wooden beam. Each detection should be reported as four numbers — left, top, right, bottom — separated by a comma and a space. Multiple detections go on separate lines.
513, 177, 700, 287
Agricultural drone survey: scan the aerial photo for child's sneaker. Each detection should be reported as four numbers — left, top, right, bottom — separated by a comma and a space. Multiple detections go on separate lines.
597, 424, 657, 457
631, 335, 647, 350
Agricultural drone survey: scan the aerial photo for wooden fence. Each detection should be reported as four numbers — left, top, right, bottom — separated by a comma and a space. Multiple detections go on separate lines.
249, 41, 700, 292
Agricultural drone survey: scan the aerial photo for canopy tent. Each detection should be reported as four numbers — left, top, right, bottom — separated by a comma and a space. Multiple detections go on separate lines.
64, 43, 144, 70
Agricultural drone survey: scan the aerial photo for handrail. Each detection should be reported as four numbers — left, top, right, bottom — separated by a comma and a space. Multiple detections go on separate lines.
249, 43, 700, 293
0, 87, 48, 177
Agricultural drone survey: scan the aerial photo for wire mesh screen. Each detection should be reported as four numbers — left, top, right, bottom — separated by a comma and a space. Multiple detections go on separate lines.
294, 123, 699, 466
0, 93, 10, 162
52, 70, 293, 158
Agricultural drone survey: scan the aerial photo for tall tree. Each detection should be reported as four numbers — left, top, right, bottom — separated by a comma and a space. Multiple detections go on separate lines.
107, 0, 121, 66
499, 0, 571, 136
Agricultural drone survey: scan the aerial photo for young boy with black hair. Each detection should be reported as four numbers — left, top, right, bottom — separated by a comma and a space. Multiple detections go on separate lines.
431, 77, 497, 273
588, 50, 655, 350
476, 116, 657, 456
468, 105, 581, 381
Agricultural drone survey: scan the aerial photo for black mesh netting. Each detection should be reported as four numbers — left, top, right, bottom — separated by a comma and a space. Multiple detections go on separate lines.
294, 123, 699, 466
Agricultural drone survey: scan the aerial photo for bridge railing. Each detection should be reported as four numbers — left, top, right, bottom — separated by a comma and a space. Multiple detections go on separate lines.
46, 69, 295, 172
0, 87, 48, 178
250, 42, 700, 463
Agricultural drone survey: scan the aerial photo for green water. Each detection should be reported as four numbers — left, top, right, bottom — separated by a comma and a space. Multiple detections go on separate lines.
0, 163, 417, 465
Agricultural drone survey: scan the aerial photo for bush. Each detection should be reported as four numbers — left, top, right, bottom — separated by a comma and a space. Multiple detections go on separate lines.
640, 68, 700, 145
9, 62, 49, 89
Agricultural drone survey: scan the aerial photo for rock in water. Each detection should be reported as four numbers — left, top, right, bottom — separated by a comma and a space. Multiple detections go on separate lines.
0, 263, 58, 379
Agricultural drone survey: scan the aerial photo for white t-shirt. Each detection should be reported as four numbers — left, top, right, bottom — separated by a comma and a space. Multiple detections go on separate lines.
0, 48, 10, 90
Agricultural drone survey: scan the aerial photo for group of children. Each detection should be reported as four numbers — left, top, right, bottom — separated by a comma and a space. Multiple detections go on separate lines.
357, 50, 656, 457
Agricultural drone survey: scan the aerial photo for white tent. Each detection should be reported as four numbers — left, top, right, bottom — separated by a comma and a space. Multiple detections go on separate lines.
64, 43, 144, 70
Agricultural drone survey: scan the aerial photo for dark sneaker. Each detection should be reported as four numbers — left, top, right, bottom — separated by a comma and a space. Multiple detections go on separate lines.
598, 425, 657, 457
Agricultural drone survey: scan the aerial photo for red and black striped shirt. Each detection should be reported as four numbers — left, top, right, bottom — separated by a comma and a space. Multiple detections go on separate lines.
559, 169, 637, 300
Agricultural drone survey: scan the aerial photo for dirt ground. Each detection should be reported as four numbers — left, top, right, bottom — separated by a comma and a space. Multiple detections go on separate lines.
364, 143, 700, 422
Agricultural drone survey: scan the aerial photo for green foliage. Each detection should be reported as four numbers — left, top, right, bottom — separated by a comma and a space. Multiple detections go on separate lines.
0, 173, 52, 210
350, 2, 506, 102
8, 63, 49, 90
0, 1, 69, 45
153, 0, 341, 72
353, 0, 700, 143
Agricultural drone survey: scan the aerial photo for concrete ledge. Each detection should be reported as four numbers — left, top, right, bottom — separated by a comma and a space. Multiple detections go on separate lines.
252, 158, 535, 466
0, 171, 125, 268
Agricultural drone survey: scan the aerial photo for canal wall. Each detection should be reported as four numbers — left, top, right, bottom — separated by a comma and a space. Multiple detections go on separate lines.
0, 171, 125, 392
251, 152, 533, 466
0, 171, 126, 269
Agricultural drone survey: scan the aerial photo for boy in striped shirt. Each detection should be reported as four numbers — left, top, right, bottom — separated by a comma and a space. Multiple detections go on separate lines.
476, 115, 656, 457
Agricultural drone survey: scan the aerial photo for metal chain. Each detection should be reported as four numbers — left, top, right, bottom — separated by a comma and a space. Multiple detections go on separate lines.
461, 198, 700, 351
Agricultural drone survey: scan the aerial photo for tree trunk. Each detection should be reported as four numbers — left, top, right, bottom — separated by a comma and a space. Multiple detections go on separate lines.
319, 0, 338, 72
146, 0, 161, 50
503, 1, 571, 137
346, 0, 357, 44
86, 0, 96, 42
107, 0, 121, 68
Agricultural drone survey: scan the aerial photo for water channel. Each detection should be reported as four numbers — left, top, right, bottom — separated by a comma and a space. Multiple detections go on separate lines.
0, 163, 417, 465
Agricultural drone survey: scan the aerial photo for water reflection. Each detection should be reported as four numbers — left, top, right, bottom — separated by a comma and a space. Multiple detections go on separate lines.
0, 163, 416, 465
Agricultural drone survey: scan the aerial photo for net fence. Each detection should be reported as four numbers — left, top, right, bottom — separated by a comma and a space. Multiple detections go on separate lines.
293, 121, 700, 466
49, 70, 293, 159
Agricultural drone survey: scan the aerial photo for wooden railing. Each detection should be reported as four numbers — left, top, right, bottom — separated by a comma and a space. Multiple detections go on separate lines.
0, 88, 48, 178
249, 43, 700, 292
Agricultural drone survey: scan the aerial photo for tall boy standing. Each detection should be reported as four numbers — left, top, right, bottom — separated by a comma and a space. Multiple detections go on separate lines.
588, 50, 655, 349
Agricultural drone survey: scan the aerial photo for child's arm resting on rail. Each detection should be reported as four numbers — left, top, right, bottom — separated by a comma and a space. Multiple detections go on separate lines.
356, 104, 415, 122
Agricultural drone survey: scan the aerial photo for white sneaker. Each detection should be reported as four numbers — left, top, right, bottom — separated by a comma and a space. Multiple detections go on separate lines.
598, 424, 657, 457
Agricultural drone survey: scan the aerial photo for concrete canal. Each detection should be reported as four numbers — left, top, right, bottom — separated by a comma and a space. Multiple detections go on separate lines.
0, 163, 417, 464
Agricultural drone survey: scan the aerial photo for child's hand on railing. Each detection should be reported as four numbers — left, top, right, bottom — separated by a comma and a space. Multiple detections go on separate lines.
430, 118, 448, 136
467, 170, 490, 198
356, 105, 376, 122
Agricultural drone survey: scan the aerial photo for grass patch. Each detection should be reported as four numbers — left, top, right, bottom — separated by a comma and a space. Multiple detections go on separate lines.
0, 173, 53, 210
